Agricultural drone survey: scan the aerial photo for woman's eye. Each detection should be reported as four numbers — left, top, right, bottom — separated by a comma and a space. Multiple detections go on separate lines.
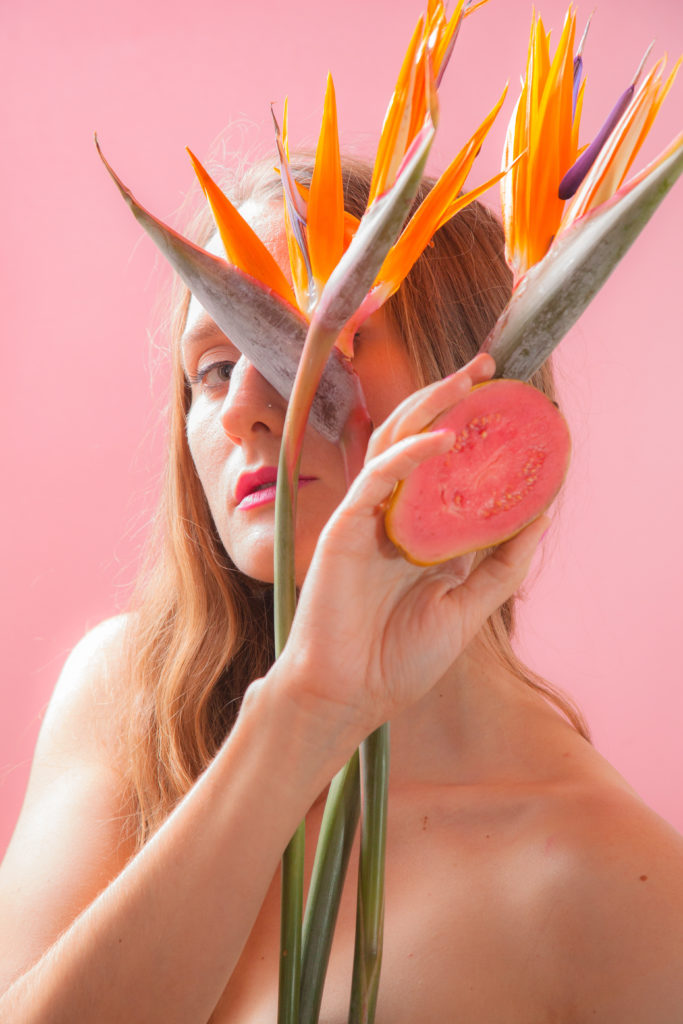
189, 361, 236, 390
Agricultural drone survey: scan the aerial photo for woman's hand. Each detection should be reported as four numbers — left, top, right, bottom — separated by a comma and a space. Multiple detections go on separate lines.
278, 353, 549, 740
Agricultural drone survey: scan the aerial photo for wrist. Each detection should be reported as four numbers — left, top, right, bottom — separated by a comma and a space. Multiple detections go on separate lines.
240, 656, 368, 798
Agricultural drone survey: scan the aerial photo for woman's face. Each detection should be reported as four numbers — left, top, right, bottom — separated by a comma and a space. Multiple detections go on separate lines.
182, 200, 418, 585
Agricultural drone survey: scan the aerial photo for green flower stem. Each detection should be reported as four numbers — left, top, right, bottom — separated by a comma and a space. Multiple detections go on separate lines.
300, 752, 361, 1024
274, 317, 356, 1024
273, 316, 353, 1024
273, 440, 298, 660
272, 94, 431, 1020
278, 820, 306, 1024
348, 724, 390, 1024
274, 436, 305, 1024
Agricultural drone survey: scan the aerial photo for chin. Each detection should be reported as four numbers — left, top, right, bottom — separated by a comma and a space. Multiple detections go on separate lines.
228, 539, 315, 589
230, 550, 276, 586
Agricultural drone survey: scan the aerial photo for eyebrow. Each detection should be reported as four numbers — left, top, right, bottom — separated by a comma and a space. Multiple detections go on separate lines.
180, 316, 228, 353
180, 316, 240, 382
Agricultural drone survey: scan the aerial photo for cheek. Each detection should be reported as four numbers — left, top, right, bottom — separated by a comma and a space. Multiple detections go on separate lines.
185, 404, 204, 476
353, 343, 418, 426
366, 373, 415, 425
185, 402, 227, 497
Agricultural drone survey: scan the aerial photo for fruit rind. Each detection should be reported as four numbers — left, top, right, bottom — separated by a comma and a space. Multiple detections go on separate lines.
384, 380, 570, 565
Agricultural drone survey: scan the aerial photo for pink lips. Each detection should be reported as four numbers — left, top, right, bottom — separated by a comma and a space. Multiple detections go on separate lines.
234, 466, 316, 509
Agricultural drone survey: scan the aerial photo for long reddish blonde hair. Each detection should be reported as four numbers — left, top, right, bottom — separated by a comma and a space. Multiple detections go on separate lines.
123, 155, 589, 847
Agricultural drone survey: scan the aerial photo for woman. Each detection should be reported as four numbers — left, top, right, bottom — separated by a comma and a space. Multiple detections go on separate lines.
1, 158, 682, 1023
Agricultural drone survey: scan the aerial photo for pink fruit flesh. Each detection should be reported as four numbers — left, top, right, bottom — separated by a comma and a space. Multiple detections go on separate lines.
385, 380, 570, 565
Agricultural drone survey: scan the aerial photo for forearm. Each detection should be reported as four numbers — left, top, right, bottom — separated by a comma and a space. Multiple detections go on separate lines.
1, 663, 360, 1024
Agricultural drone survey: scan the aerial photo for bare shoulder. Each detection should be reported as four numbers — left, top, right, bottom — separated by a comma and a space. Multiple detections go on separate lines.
549, 778, 683, 920
36, 613, 133, 766
532, 778, 683, 1021
2, 610, 136, 850
0, 614, 136, 989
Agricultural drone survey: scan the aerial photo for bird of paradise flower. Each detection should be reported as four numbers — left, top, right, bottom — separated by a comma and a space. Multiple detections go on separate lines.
187, 9, 506, 360
482, 6, 682, 378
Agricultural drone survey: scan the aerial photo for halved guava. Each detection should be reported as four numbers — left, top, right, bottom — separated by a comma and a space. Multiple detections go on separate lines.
384, 379, 570, 565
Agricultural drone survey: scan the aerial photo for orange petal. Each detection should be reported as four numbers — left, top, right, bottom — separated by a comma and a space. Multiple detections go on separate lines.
186, 148, 297, 308
527, 10, 576, 262
406, 39, 431, 146
282, 96, 290, 159
500, 91, 525, 273
368, 14, 424, 204
508, 9, 578, 275
308, 73, 345, 292
373, 86, 507, 297
463, 0, 491, 15
433, 0, 467, 85
296, 179, 360, 253
624, 57, 681, 180
378, 165, 508, 300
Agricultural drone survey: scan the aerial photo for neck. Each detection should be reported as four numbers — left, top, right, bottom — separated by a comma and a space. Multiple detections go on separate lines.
387, 631, 582, 789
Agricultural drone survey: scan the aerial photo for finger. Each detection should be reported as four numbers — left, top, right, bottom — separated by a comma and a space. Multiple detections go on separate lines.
464, 351, 497, 385
343, 428, 456, 516
445, 514, 550, 637
367, 373, 471, 461
366, 352, 496, 461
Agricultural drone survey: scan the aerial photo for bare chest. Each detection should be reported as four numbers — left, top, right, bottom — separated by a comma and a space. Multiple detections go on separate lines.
209, 797, 567, 1023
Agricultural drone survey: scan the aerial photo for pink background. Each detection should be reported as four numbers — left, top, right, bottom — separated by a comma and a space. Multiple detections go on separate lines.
2, 0, 682, 857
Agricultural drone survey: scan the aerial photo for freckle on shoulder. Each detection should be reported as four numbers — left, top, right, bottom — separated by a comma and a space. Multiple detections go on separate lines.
537, 782, 683, 923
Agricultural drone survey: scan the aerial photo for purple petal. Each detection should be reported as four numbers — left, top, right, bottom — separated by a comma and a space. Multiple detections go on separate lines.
571, 14, 592, 120
572, 54, 583, 119
559, 83, 634, 200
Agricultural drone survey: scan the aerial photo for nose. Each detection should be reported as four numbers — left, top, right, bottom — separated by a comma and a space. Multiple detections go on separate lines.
220, 355, 286, 445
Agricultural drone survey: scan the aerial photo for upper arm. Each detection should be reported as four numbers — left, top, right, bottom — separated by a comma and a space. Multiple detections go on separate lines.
0, 616, 137, 990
